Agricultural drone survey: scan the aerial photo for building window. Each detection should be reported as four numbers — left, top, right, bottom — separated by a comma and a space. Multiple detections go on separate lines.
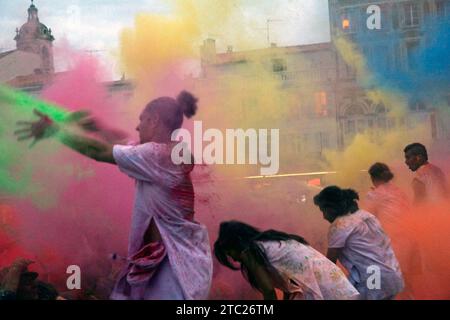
290, 100, 301, 119
272, 58, 287, 72
387, 118, 396, 129
342, 18, 350, 30
377, 117, 387, 129
392, 6, 400, 29
318, 132, 330, 149
303, 133, 310, 150
406, 40, 420, 70
357, 119, 366, 133
436, 0, 447, 17
345, 63, 356, 78
314, 91, 328, 116
409, 99, 426, 111
404, 2, 420, 26
340, 9, 356, 33
392, 44, 401, 71
423, 1, 431, 17
345, 120, 356, 134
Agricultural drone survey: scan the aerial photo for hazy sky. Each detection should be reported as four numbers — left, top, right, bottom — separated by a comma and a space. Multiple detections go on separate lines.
0, 0, 330, 74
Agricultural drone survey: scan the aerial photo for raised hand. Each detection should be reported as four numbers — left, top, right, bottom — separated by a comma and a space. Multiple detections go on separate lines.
15, 109, 58, 147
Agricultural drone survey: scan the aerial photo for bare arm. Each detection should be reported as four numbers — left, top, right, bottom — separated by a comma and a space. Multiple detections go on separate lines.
57, 130, 116, 164
66, 111, 128, 144
241, 251, 277, 300
15, 110, 116, 164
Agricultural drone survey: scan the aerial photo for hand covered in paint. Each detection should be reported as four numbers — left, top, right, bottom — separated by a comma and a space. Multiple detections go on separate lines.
15, 109, 59, 147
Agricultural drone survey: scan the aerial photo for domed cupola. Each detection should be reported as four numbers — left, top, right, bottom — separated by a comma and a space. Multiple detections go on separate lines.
14, 0, 55, 73
28, 0, 39, 22
15, 0, 54, 43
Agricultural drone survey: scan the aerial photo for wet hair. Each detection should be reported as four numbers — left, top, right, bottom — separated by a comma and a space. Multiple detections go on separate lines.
313, 186, 359, 217
214, 220, 308, 293
144, 90, 198, 131
404, 143, 428, 161
369, 162, 394, 183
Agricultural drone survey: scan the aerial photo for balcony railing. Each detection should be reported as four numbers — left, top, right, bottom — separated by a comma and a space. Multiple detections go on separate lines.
273, 69, 337, 83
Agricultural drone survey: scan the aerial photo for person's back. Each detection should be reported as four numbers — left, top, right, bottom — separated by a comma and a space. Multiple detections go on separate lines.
414, 163, 448, 203
328, 210, 404, 299
258, 240, 359, 300
365, 182, 411, 235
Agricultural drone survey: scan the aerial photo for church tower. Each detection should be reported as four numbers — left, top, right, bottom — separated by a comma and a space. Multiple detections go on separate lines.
14, 0, 55, 73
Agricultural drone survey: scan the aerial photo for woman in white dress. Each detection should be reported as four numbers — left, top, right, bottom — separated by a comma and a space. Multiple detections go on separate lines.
15, 91, 213, 300
214, 221, 359, 300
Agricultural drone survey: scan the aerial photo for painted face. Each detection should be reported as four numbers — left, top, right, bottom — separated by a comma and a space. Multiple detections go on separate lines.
136, 110, 157, 144
404, 150, 423, 172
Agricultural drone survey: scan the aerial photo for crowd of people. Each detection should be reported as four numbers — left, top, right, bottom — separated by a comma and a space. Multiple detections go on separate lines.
2, 91, 448, 300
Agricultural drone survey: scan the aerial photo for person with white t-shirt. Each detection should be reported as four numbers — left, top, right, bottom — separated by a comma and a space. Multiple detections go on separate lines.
314, 186, 404, 300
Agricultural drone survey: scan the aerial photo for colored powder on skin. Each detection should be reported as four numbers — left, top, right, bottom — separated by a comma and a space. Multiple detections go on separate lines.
0, 54, 134, 294
0, 86, 68, 203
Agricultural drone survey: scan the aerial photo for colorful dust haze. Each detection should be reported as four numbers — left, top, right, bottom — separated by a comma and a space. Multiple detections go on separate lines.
0, 1, 449, 299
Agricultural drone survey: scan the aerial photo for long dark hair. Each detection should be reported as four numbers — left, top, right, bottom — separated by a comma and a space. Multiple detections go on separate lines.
214, 220, 308, 293
313, 186, 359, 218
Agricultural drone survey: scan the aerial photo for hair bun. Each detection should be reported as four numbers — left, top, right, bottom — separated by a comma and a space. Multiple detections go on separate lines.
343, 189, 359, 201
177, 91, 198, 119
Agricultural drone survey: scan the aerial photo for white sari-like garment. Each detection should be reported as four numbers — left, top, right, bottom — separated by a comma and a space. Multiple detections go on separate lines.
110, 142, 212, 300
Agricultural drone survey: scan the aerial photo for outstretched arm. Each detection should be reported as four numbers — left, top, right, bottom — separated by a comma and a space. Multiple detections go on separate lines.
15, 109, 116, 164
57, 130, 116, 164
65, 111, 128, 144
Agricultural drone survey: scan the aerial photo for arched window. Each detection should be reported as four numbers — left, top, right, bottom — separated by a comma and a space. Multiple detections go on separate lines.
404, 2, 420, 26
345, 104, 365, 116
375, 103, 387, 114
436, 0, 447, 17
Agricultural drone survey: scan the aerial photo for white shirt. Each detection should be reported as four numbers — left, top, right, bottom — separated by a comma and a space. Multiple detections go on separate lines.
112, 142, 212, 300
328, 210, 404, 299
259, 240, 359, 300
